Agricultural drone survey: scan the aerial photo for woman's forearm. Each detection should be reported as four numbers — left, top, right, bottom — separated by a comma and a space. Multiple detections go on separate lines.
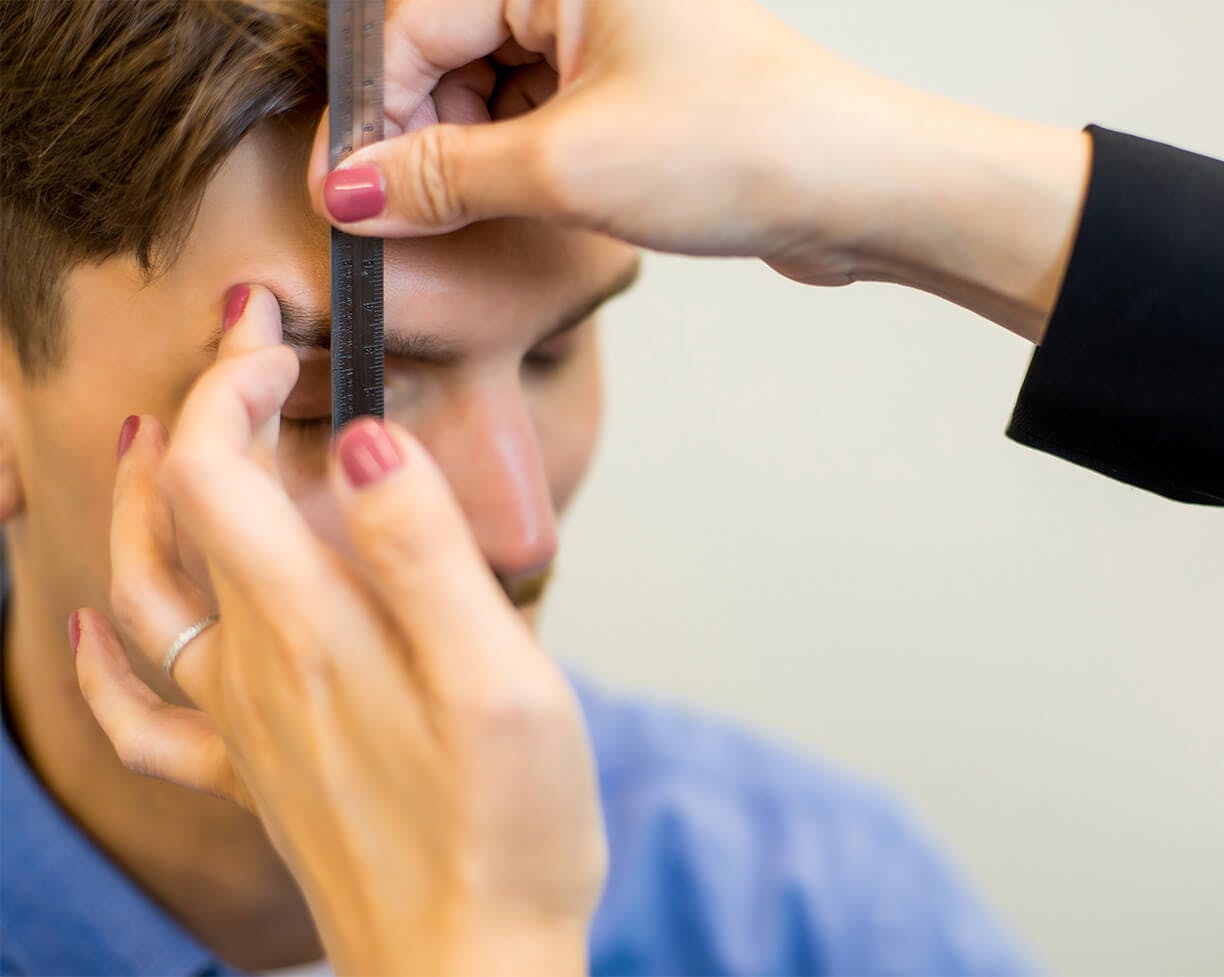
854, 94, 1093, 343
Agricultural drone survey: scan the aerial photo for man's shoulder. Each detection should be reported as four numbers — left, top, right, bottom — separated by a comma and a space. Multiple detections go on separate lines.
570, 672, 1034, 977
571, 670, 919, 833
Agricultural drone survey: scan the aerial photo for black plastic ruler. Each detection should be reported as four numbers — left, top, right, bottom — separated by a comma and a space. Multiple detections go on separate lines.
328, 0, 385, 433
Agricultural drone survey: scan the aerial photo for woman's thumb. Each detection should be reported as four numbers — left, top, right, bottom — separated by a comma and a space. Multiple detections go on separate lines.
319, 115, 559, 237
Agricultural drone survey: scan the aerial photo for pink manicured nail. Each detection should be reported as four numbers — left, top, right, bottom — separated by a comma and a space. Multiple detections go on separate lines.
116, 415, 140, 460
222, 284, 251, 333
324, 165, 385, 222
68, 611, 81, 656
338, 419, 404, 487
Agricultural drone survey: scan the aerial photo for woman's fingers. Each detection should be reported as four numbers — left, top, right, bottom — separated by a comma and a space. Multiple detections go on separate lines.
73, 610, 251, 809
381, 0, 518, 125
163, 340, 332, 617
432, 60, 497, 125
489, 61, 558, 121
109, 286, 292, 703
309, 0, 577, 235
110, 414, 219, 699
307, 0, 518, 208
216, 284, 288, 463
313, 53, 566, 234
331, 419, 609, 940
488, 38, 547, 69
314, 0, 870, 269
331, 419, 541, 699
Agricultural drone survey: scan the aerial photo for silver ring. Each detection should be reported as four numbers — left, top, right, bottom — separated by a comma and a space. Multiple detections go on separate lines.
163, 614, 219, 676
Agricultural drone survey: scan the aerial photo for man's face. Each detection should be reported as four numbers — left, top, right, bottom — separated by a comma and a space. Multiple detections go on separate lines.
2, 119, 638, 650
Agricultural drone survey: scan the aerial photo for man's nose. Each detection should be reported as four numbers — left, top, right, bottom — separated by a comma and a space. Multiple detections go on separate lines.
411, 386, 559, 581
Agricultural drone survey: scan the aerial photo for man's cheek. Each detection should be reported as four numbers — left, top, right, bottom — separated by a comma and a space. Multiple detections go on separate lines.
24, 384, 116, 536
546, 372, 604, 519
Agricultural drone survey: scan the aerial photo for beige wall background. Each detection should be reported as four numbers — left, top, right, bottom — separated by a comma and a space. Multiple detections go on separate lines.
540, 1, 1224, 973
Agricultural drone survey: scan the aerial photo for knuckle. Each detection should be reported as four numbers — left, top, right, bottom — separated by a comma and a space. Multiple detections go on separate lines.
257, 602, 339, 692
299, 651, 343, 705
277, 615, 330, 678
108, 576, 144, 634
400, 126, 465, 228
464, 678, 570, 744
110, 722, 150, 776
503, 1, 553, 54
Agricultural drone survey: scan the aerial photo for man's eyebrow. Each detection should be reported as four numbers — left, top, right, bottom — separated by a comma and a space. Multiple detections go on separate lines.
272, 260, 642, 365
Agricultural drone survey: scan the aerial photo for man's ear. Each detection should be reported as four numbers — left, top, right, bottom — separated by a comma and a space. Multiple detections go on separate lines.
0, 428, 24, 524
0, 346, 28, 524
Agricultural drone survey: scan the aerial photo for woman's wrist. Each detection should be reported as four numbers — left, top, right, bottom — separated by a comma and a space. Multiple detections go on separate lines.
329, 916, 590, 976
760, 57, 1092, 343
863, 96, 1091, 342
311, 869, 592, 977
853, 94, 1092, 341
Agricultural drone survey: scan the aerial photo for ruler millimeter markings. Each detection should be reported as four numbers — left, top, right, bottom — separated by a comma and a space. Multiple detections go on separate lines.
329, 0, 385, 433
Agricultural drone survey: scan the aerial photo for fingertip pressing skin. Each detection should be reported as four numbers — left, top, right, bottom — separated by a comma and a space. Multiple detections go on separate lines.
324, 165, 387, 224
331, 418, 485, 599
336, 417, 406, 489
217, 283, 286, 355
116, 414, 141, 461
221, 284, 251, 333
115, 412, 172, 473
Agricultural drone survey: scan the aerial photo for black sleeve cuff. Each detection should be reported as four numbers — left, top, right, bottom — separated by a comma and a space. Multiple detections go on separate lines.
1006, 125, 1224, 505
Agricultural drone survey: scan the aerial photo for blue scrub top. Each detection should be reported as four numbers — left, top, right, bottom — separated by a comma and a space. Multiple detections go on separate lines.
0, 573, 1032, 976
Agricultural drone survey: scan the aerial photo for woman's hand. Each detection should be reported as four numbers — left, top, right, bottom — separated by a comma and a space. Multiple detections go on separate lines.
72, 286, 605, 976
309, 0, 1091, 339
308, 0, 906, 282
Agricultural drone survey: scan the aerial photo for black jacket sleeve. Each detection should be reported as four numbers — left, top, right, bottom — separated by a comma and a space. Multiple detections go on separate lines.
1007, 125, 1224, 505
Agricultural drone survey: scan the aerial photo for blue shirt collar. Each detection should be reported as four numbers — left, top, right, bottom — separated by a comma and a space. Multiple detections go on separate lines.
1, 580, 237, 976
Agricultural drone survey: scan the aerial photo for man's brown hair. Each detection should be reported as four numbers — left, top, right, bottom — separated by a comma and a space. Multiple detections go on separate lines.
0, 0, 327, 377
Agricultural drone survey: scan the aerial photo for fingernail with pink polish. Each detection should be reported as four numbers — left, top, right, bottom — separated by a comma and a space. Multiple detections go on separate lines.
324, 165, 385, 223
222, 284, 251, 333
116, 415, 140, 460
68, 611, 81, 656
338, 419, 404, 488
